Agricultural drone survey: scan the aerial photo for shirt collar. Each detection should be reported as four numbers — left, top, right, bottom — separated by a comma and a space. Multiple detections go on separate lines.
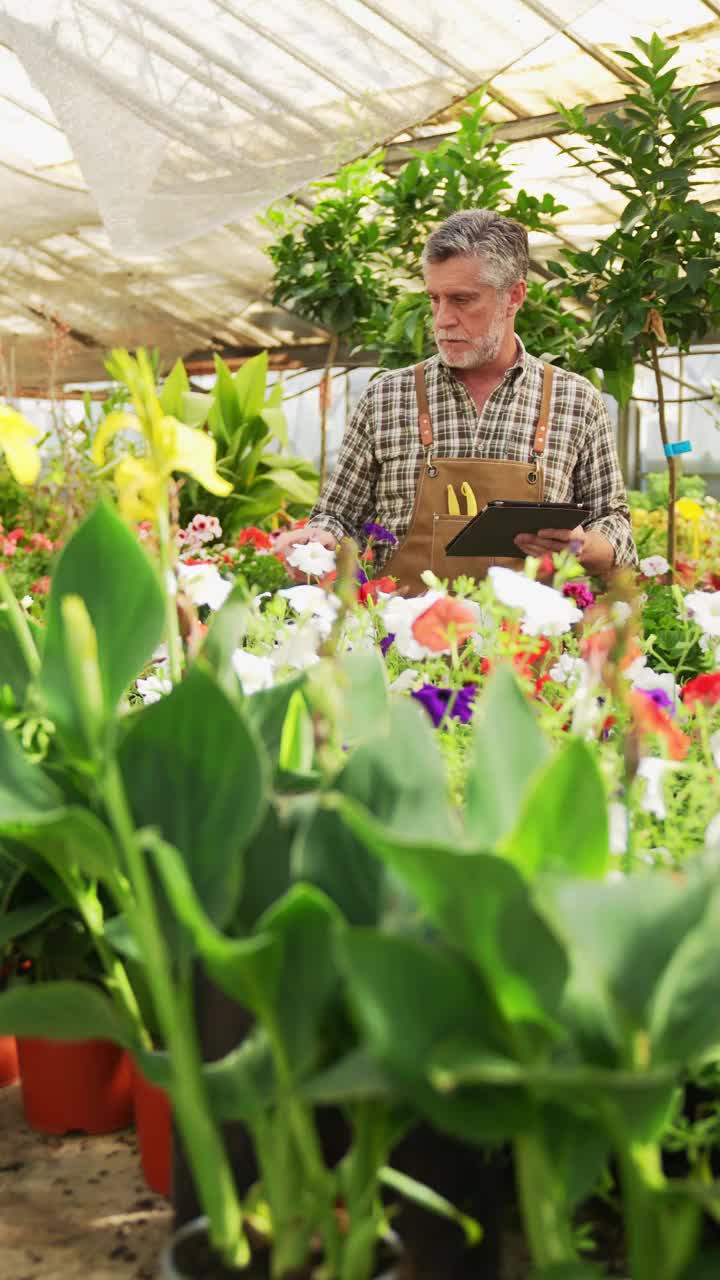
432, 335, 528, 391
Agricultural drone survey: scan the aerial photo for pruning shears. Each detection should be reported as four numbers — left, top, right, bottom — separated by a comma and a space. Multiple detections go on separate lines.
447, 483, 478, 516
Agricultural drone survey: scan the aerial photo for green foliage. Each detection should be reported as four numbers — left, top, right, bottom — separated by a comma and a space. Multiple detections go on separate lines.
173, 351, 319, 534
629, 472, 706, 512
266, 94, 589, 371
550, 36, 720, 406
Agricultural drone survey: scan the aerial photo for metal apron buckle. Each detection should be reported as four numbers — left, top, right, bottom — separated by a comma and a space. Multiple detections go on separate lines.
527, 451, 542, 486
425, 445, 438, 478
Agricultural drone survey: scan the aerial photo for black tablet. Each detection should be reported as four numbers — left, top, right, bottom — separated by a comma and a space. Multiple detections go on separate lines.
445, 500, 591, 558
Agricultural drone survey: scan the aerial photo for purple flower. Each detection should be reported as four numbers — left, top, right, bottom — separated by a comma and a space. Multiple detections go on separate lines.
363, 521, 397, 545
563, 581, 595, 610
411, 683, 478, 729
354, 566, 369, 585
637, 687, 675, 716
380, 633, 395, 656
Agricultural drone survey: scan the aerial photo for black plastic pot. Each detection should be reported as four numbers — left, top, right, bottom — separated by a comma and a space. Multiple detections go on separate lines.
161, 1216, 399, 1280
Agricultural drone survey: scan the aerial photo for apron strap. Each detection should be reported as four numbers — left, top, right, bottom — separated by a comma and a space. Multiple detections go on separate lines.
532, 363, 555, 458
414, 362, 433, 447
414, 358, 555, 457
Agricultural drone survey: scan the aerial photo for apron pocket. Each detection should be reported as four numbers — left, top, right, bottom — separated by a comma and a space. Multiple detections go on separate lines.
431, 515, 473, 573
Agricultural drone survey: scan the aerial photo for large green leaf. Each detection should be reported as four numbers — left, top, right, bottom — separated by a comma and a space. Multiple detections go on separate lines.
649, 904, 720, 1063
229, 803, 292, 934
41, 502, 165, 749
118, 667, 269, 926
233, 350, 269, 421
181, 390, 212, 429
0, 610, 35, 705
501, 739, 609, 880
2, 808, 121, 884
159, 357, 190, 417
341, 930, 530, 1142
333, 651, 390, 748
465, 667, 551, 847
541, 872, 710, 1034
0, 980, 132, 1045
259, 468, 318, 506
259, 407, 289, 450
337, 799, 568, 1029
244, 675, 307, 762
257, 885, 343, 1074
210, 355, 242, 444
0, 725, 62, 822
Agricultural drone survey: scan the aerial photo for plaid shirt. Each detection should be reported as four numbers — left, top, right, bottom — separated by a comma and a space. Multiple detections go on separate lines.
310, 340, 637, 570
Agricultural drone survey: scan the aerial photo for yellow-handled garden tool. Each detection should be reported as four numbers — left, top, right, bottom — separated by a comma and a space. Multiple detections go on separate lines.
447, 483, 477, 516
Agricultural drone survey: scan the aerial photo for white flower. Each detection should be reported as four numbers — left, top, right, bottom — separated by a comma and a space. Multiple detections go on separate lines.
231, 649, 275, 695
608, 801, 628, 855
637, 756, 679, 820
685, 590, 720, 638
705, 812, 720, 849
136, 673, 172, 705
640, 555, 669, 577
380, 590, 445, 659
488, 567, 582, 636
272, 620, 323, 670
286, 541, 336, 576
548, 654, 587, 687
20, 595, 33, 610
389, 668, 420, 692
278, 585, 340, 638
611, 601, 632, 626
177, 562, 232, 611
628, 661, 677, 702
420, 569, 442, 589
699, 634, 720, 666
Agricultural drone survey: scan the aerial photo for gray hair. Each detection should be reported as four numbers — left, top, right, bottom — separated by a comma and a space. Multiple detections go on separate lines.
421, 210, 529, 291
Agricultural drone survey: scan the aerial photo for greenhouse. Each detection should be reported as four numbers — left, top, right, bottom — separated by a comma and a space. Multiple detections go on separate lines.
1, 2, 720, 1279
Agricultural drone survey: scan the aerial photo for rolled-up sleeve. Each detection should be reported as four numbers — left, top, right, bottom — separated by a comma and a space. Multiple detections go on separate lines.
308, 387, 376, 545
575, 397, 638, 567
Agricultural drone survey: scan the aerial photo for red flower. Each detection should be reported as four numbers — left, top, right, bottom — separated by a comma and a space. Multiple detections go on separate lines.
681, 673, 720, 708
30, 575, 51, 595
358, 576, 396, 605
29, 532, 54, 552
237, 526, 272, 551
7, 528, 25, 543
412, 597, 478, 652
630, 690, 690, 761
674, 560, 697, 587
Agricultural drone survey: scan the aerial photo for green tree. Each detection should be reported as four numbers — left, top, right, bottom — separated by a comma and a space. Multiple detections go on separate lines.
550, 34, 720, 572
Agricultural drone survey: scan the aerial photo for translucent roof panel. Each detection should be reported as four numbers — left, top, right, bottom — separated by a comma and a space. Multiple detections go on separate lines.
0, 0, 718, 389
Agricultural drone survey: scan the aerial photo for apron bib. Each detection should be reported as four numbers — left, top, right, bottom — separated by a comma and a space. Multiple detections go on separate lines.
384, 361, 555, 593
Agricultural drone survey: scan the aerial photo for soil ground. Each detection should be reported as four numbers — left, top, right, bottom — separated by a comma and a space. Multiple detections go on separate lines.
0, 1082, 171, 1280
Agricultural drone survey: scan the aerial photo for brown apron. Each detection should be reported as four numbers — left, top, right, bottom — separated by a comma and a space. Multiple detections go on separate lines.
383, 361, 555, 593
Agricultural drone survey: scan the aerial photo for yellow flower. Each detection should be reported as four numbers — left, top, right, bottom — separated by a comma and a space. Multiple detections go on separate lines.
0, 405, 41, 485
675, 498, 704, 523
92, 349, 231, 517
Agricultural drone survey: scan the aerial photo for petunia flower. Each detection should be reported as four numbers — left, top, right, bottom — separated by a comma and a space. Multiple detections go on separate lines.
380, 591, 446, 660
0, 405, 42, 485
231, 649, 275, 695
358, 576, 397, 605
635, 687, 675, 716
563, 581, 595, 610
681, 672, 720, 708
177, 561, 233, 611
411, 683, 478, 728
489, 566, 581, 636
637, 757, 680, 820
286, 541, 337, 577
363, 521, 397, 545
639, 555, 670, 577
684, 591, 720, 639
411, 596, 479, 653
629, 689, 690, 760
136, 673, 173, 705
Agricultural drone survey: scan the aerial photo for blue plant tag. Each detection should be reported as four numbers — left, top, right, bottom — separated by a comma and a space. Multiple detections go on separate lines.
663, 440, 692, 456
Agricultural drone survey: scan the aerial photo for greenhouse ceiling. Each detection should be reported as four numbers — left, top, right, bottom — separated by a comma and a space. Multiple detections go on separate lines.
0, 0, 718, 392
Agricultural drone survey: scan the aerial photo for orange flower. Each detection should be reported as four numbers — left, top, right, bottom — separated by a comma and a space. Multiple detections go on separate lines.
412, 597, 477, 652
629, 690, 690, 761
358, 576, 396, 605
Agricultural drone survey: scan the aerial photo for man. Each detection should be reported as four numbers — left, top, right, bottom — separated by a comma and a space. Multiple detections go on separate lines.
274, 209, 636, 587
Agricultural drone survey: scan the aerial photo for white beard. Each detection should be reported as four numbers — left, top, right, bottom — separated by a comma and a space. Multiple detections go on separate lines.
436, 304, 506, 369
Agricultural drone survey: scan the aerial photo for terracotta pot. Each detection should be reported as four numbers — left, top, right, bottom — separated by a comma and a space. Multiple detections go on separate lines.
131, 1060, 172, 1197
0, 1035, 19, 1087
17, 1037, 133, 1135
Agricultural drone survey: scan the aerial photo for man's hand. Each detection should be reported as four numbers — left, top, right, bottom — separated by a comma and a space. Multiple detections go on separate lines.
272, 525, 338, 582
514, 526, 615, 576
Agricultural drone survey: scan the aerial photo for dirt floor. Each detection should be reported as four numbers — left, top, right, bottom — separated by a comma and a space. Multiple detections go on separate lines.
0, 1082, 172, 1280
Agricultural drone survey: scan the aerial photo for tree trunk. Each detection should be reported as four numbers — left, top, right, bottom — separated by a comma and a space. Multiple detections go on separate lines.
649, 336, 676, 578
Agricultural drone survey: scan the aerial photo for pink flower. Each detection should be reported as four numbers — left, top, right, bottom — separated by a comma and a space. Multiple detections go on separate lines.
563, 581, 595, 610
29, 532, 54, 551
